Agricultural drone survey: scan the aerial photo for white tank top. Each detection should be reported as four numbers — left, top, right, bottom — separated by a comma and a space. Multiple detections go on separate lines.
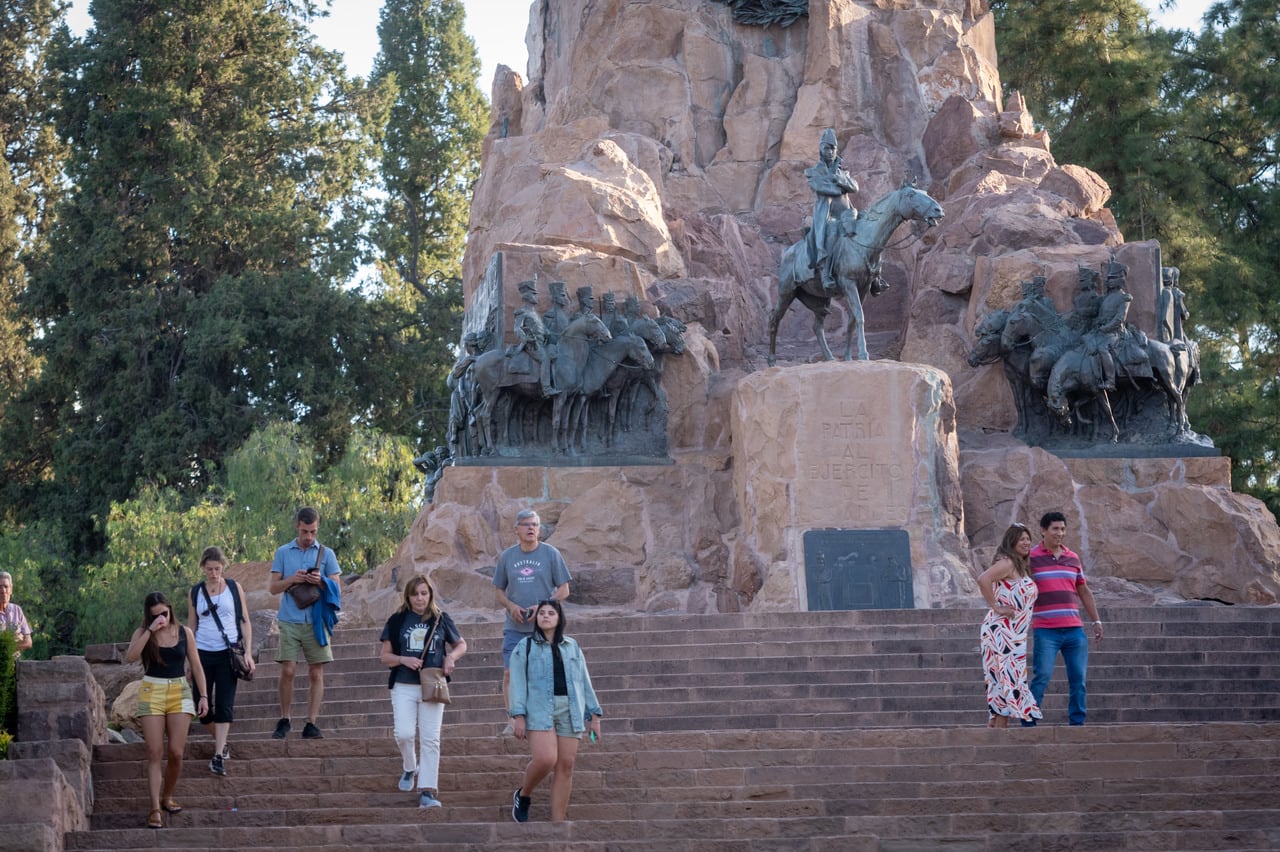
194, 583, 240, 651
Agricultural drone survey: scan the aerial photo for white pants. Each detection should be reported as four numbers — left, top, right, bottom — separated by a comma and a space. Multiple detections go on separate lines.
390, 682, 445, 790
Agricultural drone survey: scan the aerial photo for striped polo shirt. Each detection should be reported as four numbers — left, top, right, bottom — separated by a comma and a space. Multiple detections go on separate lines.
1028, 542, 1087, 629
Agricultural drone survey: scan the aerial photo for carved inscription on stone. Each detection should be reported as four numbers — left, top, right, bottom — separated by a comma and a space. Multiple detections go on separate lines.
803, 529, 914, 611
802, 399, 910, 519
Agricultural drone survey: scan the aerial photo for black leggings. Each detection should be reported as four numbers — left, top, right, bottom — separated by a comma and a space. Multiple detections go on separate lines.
198, 648, 239, 725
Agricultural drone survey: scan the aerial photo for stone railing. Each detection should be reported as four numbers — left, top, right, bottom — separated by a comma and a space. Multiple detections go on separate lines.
3, 657, 107, 852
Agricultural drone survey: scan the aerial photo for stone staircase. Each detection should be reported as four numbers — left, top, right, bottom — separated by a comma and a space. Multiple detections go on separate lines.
67, 606, 1280, 850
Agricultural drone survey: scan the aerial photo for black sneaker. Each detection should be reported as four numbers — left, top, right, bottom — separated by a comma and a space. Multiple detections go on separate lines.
209, 754, 226, 776
272, 718, 291, 739
221, 745, 231, 760
511, 787, 531, 823
301, 721, 324, 739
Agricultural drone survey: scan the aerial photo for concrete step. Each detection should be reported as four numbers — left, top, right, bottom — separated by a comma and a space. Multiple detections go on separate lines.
69, 608, 1280, 851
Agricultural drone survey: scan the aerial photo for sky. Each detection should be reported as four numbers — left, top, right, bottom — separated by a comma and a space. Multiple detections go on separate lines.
64, 1, 1214, 89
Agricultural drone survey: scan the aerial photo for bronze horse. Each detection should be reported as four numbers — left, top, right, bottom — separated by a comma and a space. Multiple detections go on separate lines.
767, 181, 943, 365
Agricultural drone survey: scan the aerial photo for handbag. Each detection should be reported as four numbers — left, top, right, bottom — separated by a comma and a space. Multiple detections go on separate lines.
287, 545, 324, 609
418, 617, 452, 704
200, 582, 253, 682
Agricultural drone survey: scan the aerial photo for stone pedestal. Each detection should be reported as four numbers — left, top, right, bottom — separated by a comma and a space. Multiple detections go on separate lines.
730, 361, 975, 609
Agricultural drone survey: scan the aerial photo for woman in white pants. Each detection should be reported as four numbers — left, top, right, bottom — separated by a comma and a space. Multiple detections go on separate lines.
378, 575, 466, 807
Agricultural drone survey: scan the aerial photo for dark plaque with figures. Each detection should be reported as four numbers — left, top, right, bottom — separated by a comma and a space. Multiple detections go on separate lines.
803, 529, 913, 611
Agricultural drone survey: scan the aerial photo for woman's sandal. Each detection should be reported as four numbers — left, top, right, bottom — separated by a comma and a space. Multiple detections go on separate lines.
146, 809, 164, 828
161, 799, 183, 814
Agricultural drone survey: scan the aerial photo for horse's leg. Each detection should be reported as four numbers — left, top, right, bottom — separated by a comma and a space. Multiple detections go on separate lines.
842, 281, 869, 361
1098, 391, 1120, 443
768, 285, 798, 367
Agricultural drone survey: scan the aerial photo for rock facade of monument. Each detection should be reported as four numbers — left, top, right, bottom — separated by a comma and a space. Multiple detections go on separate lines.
355, 0, 1279, 622
960, 431, 1280, 605
467, 0, 1136, 427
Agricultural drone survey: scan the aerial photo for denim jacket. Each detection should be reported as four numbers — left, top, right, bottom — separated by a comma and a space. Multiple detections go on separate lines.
508, 634, 603, 733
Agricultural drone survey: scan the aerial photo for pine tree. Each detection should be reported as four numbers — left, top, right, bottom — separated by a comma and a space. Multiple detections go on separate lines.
0, 0, 65, 440
1173, 0, 1280, 513
364, 0, 486, 445
6, 0, 385, 542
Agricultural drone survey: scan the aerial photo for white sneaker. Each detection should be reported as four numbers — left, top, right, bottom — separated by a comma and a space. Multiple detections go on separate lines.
398, 771, 415, 792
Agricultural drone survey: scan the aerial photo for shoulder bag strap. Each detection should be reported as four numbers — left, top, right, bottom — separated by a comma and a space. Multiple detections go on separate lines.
200, 583, 238, 652
420, 616, 441, 665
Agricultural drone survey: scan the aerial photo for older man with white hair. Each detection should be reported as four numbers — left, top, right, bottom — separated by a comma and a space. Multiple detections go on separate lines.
493, 509, 571, 735
0, 571, 34, 653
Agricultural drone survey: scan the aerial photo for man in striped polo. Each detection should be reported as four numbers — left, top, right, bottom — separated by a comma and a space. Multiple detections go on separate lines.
1024, 511, 1104, 726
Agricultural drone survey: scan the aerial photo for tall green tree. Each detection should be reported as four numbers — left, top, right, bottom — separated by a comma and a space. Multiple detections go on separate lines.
0, 0, 66, 446
4, 0, 386, 547
1171, 0, 1280, 513
365, 0, 486, 446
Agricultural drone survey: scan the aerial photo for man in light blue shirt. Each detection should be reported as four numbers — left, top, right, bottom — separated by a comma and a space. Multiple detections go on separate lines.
269, 506, 341, 739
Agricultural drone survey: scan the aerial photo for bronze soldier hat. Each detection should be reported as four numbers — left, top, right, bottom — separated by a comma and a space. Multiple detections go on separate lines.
517, 279, 537, 296
576, 285, 594, 302
820, 127, 838, 148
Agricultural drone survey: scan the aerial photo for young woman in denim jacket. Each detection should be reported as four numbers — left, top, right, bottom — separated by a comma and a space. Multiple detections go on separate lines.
507, 599, 603, 822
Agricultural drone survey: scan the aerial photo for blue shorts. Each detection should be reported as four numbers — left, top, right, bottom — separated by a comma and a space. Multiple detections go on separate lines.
502, 628, 534, 668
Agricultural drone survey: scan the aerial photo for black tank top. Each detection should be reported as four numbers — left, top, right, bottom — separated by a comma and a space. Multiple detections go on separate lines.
146, 628, 188, 679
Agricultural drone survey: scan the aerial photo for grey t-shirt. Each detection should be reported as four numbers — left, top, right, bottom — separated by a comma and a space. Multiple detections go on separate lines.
492, 541, 572, 633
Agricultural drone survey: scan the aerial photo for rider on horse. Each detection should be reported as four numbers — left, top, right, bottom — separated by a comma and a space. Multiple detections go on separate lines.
806, 129, 880, 295
507, 278, 559, 397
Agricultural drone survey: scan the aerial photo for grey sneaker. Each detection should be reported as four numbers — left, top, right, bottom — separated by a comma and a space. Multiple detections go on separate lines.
418, 790, 442, 808
272, 718, 291, 739
512, 788, 531, 823
398, 771, 415, 792
301, 721, 323, 739
221, 745, 231, 760
209, 754, 226, 776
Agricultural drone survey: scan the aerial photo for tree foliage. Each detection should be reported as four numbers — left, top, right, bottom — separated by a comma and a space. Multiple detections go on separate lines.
73, 421, 421, 650
0, 0, 65, 442
365, 0, 486, 446
1171, 0, 1280, 512
4, 0, 388, 541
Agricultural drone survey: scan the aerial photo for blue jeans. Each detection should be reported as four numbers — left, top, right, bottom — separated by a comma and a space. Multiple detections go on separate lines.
1027, 626, 1089, 725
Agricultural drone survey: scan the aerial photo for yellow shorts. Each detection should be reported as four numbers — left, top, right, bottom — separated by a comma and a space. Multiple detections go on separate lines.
137, 676, 195, 717
276, 620, 334, 665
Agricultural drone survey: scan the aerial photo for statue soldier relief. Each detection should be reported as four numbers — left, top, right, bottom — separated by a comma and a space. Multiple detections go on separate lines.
459, 267, 686, 462
508, 279, 558, 397
967, 259, 1207, 449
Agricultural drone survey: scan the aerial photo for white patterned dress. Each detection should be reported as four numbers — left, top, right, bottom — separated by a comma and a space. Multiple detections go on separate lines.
980, 575, 1043, 722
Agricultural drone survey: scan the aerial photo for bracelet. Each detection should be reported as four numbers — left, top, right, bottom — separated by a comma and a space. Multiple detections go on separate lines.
1092, 620, 1102, 625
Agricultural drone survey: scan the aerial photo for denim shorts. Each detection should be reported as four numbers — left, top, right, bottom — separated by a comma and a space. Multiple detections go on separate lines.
552, 694, 577, 737
137, 675, 195, 717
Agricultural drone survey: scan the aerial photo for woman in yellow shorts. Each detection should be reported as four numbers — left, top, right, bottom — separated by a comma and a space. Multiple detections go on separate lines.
125, 591, 208, 828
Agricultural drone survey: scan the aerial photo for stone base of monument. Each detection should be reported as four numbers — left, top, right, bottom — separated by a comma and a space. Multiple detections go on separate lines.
731, 361, 976, 611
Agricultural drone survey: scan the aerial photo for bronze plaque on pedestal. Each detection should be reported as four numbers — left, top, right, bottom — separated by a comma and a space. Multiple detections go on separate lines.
803, 529, 913, 610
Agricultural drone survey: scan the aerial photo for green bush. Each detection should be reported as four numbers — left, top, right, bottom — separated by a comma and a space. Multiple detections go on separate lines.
0, 628, 16, 747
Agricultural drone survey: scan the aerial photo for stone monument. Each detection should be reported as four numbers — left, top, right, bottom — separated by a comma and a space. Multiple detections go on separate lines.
350, 0, 1279, 625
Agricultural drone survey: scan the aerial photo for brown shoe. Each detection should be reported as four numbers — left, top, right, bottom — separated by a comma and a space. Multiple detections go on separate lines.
161, 799, 183, 814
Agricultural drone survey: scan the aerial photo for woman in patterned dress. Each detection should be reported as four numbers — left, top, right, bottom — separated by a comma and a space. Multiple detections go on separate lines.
978, 523, 1042, 728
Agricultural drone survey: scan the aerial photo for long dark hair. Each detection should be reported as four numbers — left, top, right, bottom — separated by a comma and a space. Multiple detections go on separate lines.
533, 599, 566, 646
139, 591, 176, 669
995, 524, 1033, 578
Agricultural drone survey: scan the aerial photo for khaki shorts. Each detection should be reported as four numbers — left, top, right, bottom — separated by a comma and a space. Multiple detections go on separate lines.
276, 621, 334, 665
137, 676, 195, 717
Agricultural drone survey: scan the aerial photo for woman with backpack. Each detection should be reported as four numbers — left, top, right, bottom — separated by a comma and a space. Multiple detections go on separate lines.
188, 545, 254, 775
